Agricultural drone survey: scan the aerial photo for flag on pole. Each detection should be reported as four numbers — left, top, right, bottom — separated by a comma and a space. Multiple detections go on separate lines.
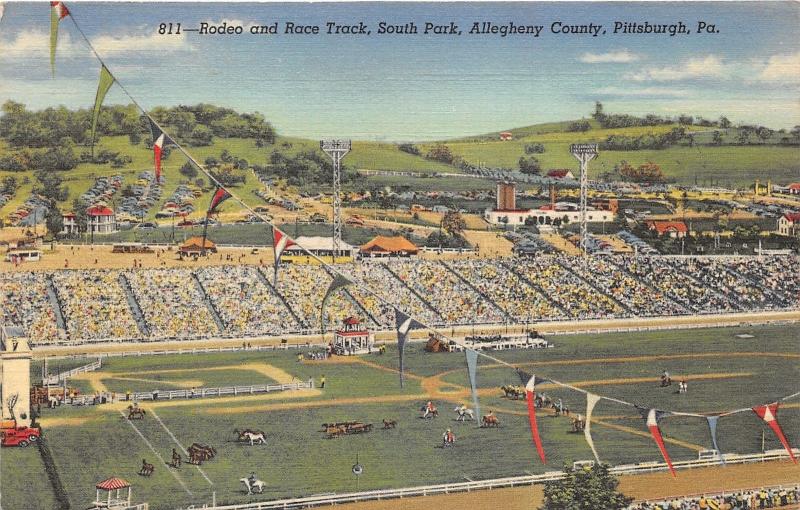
320, 274, 353, 333
465, 348, 481, 420
705, 416, 724, 465
752, 403, 796, 464
395, 310, 423, 388
272, 228, 296, 282
584, 392, 602, 463
90, 65, 115, 155
147, 118, 175, 183
517, 369, 547, 464
207, 187, 232, 214
50, 1, 70, 77
637, 407, 676, 476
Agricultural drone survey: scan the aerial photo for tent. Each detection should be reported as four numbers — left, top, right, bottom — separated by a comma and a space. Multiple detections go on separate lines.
359, 236, 418, 257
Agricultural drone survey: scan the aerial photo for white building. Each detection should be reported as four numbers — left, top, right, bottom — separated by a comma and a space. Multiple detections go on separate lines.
485, 205, 614, 226
87, 206, 117, 234
777, 213, 800, 237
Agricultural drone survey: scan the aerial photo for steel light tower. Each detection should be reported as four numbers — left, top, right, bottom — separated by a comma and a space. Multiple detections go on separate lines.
570, 143, 599, 263
320, 139, 351, 256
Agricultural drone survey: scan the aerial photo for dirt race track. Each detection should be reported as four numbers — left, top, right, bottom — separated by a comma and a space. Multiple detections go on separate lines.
326, 461, 800, 510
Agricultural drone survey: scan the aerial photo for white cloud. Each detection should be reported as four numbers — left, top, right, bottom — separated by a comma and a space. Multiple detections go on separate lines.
91, 32, 190, 56
595, 86, 689, 98
757, 52, 800, 83
626, 55, 726, 82
580, 50, 639, 64
0, 30, 82, 58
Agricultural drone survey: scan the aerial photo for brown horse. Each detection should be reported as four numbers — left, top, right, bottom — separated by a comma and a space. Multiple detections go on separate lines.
127, 405, 146, 420
139, 459, 154, 476
481, 414, 501, 428
382, 419, 397, 429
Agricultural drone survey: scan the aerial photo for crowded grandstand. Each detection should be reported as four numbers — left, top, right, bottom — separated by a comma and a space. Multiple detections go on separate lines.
2, 255, 798, 345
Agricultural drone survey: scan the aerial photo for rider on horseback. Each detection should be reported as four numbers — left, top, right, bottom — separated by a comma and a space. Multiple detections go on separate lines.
442, 428, 455, 446
424, 401, 436, 418
248, 472, 257, 486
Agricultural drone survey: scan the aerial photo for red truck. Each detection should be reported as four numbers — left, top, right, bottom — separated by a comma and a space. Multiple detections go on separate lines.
1, 423, 41, 447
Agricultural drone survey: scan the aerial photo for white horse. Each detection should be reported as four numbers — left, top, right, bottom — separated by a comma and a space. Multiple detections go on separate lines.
240, 477, 265, 494
241, 431, 266, 446
453, 406, 475, 421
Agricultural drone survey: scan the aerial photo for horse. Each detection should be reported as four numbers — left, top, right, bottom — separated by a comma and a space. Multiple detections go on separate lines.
139, 459, 154, 477
454, 406, 475, 421
382, 419, 397, 429
570, 416, 586, 433
481, 414, 500, 428
187, 443, 216, 465
421, 405, 439, 419
501, 385, 524, 400
127, 405, 146, 420
47, 396, 60, 408
240, 477, 265, 495
660, 374, 672, 387
234, 429, 266, 445
170, 449, 182, 468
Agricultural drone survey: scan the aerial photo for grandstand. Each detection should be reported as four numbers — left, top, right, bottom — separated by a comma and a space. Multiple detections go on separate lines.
2, 255, 798, 346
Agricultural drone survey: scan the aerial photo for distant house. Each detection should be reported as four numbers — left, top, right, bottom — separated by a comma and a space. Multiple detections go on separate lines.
647, 220, 688, 238
360, 236, 419, 258
61, 212, 77, 235
777, 213, 800, 237
499, 131, 513, 141
86, 206, 117, 234
547, 169, 575, 180
788, 183, 800, 195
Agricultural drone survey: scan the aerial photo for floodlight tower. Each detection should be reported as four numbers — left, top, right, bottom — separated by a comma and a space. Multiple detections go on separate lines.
570, 143, 599, 263
320, 139, 351, 256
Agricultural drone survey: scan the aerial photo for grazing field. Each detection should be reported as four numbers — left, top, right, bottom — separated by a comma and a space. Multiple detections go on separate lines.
4, 324, 799, 510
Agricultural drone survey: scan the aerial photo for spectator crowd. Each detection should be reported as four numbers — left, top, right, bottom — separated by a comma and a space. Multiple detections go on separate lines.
1, 255, 797, 345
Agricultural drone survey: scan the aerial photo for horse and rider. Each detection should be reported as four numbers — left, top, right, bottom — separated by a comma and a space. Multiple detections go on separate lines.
240, 472, 266, 494
442, 428, 455, 447
481, 410, 500, 428
660, 370, 672, 387
454, 404, 475, 421
170, 448, 182, 468
422, 401, 439, 419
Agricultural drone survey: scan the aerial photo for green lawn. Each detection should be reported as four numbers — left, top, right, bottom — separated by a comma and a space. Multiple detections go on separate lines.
8, 324, 797, 509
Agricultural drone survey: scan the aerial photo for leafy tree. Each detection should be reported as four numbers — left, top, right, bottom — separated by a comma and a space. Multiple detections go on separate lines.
180, 161, 198, 179
190, 124, 213, 146
719, 116, 732, 129
0, 176, 18, 195
398, 143, 421, 156
712, 131, 723, 145
519, 156, 542, 175
525, 143, 546, 154
567, 120, 591, 132
539, 464, 633, 510
45, 205, 64, 237
425, 144, 455, 164
441, 210, 466, 235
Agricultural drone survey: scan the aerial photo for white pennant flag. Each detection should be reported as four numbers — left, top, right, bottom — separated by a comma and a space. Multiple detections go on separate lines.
585, 392, 602, 463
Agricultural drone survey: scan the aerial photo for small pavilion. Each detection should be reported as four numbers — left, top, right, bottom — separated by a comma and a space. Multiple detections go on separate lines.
91, 477, 133, 509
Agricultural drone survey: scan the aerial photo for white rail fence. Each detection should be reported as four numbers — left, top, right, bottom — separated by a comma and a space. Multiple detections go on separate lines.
43, 358, 102, 384
174, 450, 798, 510
68, 380, 314, 406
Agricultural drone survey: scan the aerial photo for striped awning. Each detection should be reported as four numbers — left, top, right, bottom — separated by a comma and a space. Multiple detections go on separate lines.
96, 477, 130, 490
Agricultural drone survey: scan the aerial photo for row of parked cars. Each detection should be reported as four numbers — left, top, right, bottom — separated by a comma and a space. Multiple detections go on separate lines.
618, 230, 659, 255
154, 184, 200, 219
118, 171, 163, 221
6, 194, 49, 227
80, 175, 123, 209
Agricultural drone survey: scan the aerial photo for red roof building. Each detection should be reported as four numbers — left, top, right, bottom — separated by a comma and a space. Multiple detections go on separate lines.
86, 206, 117, 235
547, 169, 575, 180
499, 131, 513, 141
788, 183, 800, 195
92, 477, 133, 509
333, 317, 374, 355
647, 220, 688, 238
778, 212, 800, 237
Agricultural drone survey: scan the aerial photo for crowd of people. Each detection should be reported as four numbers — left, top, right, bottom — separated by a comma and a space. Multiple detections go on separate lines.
391, 259, 504, 325
514, 256, 625, 320
2, 255, 797, 345
196, 266, 295, 336
628, 485, 799, 509
50, 270, 140, 342
447, 259, 560, 321
0, 273, 63, 342
126, 269, 220, 339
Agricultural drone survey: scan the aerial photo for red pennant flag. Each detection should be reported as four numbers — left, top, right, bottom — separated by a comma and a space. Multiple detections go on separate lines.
523, 374, 546, 464
644, 408, 676, 476
51, 1, 70, 19
272, 228, 296, 281
753, 403, 796, 464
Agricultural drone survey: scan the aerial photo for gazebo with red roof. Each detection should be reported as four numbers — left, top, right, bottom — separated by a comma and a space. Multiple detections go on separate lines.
333, 317, 374, 355
92, 477, 132, 509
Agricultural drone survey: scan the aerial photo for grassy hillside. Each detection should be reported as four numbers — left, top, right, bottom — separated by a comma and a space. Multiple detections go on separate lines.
1, 118, 798, 224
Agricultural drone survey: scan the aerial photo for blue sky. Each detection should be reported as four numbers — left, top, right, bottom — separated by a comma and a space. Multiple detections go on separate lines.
0, 2, 798, 140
